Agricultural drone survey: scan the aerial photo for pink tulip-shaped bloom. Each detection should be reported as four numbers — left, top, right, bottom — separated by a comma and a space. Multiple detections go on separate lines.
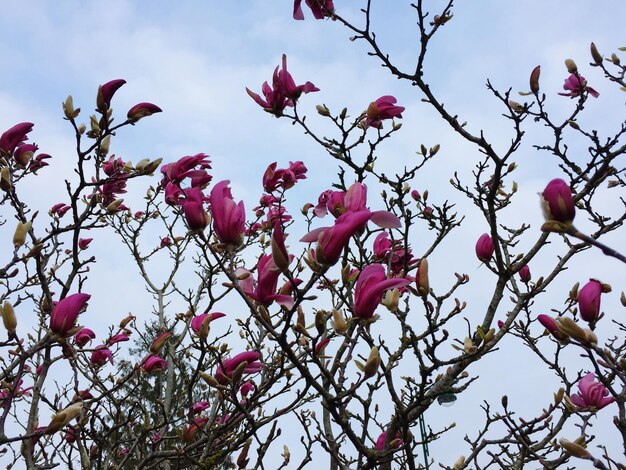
50, 293, 91, 337
161, 153, 212, 189
579, 279, 602, 324
90, 346, 113, 367
353, 264, 410, 318
475, 233, 494, 263
262, 161, 308, 192
541, 179, 575, 224
51, 203, 71, 218
238, 255, 295, 309
215, 351, 263, 384
191, 400, 209, 414
209, 180, 246, 246
519, 265, 531, 283
293, 0, 335, 20
97, 79, 126, 110
29, 153, 52, 173
558, 74, 599, 98
375, 431, 403, 451
107, 333, 130, 346
190, 312, 226, 334
14, 143, 38, 167
127, 102, 162, 121
569, 373, 614, 410
74, 328, 96, 348
142, 355, 168, 374
78, 238, 93, 250
240, 381, 255, 397
0, 122, 34, 155
366, 96, 405, 129
180, 187, 209, 231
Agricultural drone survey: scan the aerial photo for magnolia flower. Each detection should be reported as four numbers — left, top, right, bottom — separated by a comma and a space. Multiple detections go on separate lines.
97, 79, 126, 110
190, 312, 226, 334
558, 74, 599, 98
375, 431, 403, 451
209, 180, 246, 246
127, 102, 162, 121
215, 351, 263, 384
142, 355, 168, 374
237, 255, 295, 309
29, 153, 52, 173
365, 96, 405, 129
50, 293, 91, 337
541, 179, 575, 225
90, 346, 113, 367
160, 153, 212, 190
150, 331, 172, 354
74, 328, 96, 348
51, 203, 71, 218
14, 143, 38, 167
353, 264, 410, 318
578, 279, 602, 325
475, 233, 494, 263
78, 238, 93, 250
180, 187, 209, 231
263, 161, 308, 192
519, 265, 531, 283
240, 381, 255, 397
191, 400, 209, 414
293, 0, 334, 20
569, 373, 614, 410
0, 122, 34, 155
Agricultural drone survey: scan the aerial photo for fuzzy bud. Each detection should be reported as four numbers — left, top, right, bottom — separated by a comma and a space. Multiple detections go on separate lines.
13, 221, 31, 248
564, 58, 578, 74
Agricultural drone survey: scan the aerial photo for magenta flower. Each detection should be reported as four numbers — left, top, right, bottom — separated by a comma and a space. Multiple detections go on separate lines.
0, 122, 34, 155
190, 312, 226, 334
519, 265, 531, 284
183, 417, 208, 443
247, 55, 319, 116
209, 180, 246, 246
107, 333, 130, 346
240, 381, 255, 397
97, 79, 126, 110
475, 233, 494, 263
215, 351, 263, 384
29, 153, 52, 173
160, 153, 212, 190
375, 431, 402, 451
569, 373, 614, 410
262, 161, 308, 192
127, 102, 162, 121
541, 179, 575, 225
90, 346, 113, 367
365, 96, 405, 129
160, 236, 172, 248
191, 400, 209, 414
14, 143, 38, 167
74, 328, 96, 348
180, 187, 209, 231
558, 74, 599, 98
50, 293, 91, 337
50, 203, 71, 218
353, 264, 410, 319
142, 355, 168, 374
78, 238, 93, 250
578, 279, 602, 325
293, 0, 334, 20
537, 314, 567, 342
238, 255, 295, 309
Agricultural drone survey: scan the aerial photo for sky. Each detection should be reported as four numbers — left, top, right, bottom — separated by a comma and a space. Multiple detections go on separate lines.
0, 1, 625, 468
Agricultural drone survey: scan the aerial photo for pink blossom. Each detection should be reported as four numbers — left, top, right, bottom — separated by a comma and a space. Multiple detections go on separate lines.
190, 312, 226, 334
97, 79, 126, 110
238, 255, 295, 309
74, 328, 96, 348
127, 102, 162, 121
519, 265, 531, 283
160, 153, 212, 190
0, 122, 34, 155
142, 355, 168, 374
263, 161, 308, 192
182, 417, 208, 443
578, 279, 602, 325
50, 203, 71, 218
366, 96, 405, 129
375, 431, 402, 450
50, 293, 91, 337
293, 0, 334, 20
78, 238, 93, 250
247, 55, 319, 116
180, 187, 209, 231
558, 74, 599, 98
537, 314, 566, 341
240, 381, 255, 397
541, 179, 575, 224
191, 400, 209, 414
569, 373, 614, 410
29, 153, 52, 173
160, 237, 172, 248
215, 351, 263, 384
209, 180, 246, 246
14, 143, 38, 167
353, 264, 410, 318
475, 233, 494, 263
90, 346, 113, 367
107, 333, 130, 346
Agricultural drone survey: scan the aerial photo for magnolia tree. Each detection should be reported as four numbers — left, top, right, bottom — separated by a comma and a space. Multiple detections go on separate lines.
1, 1, 625, 469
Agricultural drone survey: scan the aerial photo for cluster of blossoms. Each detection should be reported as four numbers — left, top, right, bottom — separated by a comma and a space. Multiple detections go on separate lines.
0, 122, 52, 173
372, 232, 416, 275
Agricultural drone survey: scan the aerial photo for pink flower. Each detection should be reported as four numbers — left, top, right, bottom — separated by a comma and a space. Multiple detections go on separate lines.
238, 255, 295, 309
240, 381, 255, 397
353, 264, 410, 318
160, 237, 172, 248
519, 265, 531, 283
247, 55, 319, 116
190, 312, 226, 334
127, 102, 162, 121
0, 122, 34, 155
215, 351, 263, 384
209, 180, 246, 246
74, 328, 96, 348
475, 233, 494, 263
569, 373, 614, 410
375, 431, 402, 450
160, 154, 212, 191
293, 0, 334, 20
90, 346, 113, 367
97, 79, 126, 110
191, 400, 209, 414
14, 143, 38, 167
537, 314, 567, 341
558, 74, 599, 98
142, 355, 168, 374
51, 203, 71, 218
579, 280, 602, 325
263, 161, 308, 192
29, 153, 52, 173
182, 417, 208, 443
180, 187, 209, 231
78, 238, 93, 250
107, 333, 130, 346
366, 96, 405, 129
50, 293, 91, 337
541, 179, 575, 224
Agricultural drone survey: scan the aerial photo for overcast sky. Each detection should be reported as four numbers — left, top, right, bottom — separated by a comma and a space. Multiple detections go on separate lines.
0, 1, 624, 468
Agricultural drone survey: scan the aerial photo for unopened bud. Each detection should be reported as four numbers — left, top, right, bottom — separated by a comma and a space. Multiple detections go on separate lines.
590, 43, 603, 65
508, 100, 525, 113
0, 167, 12, 192
559, 438, 591, 459
1, 301, 17, 334
106, 198, 124, 213
142, 159, 163, 175
463, 337, 476, 354
564, 58, 578, 74
99, 135, 111, 155
611, 53, 620, 65
316, 104, 330, 117
363, 347, 381, 378
13, 221, 31, 248
315, 310, 326, 335
530, 65, 541, 94
453, 456, 466, 470
416, 258, 429, 297
332, 309, 348, 334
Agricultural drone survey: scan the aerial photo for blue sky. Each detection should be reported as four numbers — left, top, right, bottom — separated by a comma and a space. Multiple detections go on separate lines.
1, 1, 625, 467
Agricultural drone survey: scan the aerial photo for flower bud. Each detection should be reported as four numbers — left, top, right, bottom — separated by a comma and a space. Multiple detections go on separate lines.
416, 258, 430, 296
13, 221, 31, 248
1, 301, 17, 335
559, 438, 591, 459
46, 402, 83, 434
541, 179, 575, 226
529, 66, 541, 94
564, 58, 578, 74
475, 233, 494, 263
518, 265, 531, 283
149, 331, 173, 354
508, 100, 525, 113
590, 43, 603, 65
0, 167, 12, 192
332, 309, 348, 334
363, 347, 381, 378
106, 198, 124, 213
316, 104, 330, 117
